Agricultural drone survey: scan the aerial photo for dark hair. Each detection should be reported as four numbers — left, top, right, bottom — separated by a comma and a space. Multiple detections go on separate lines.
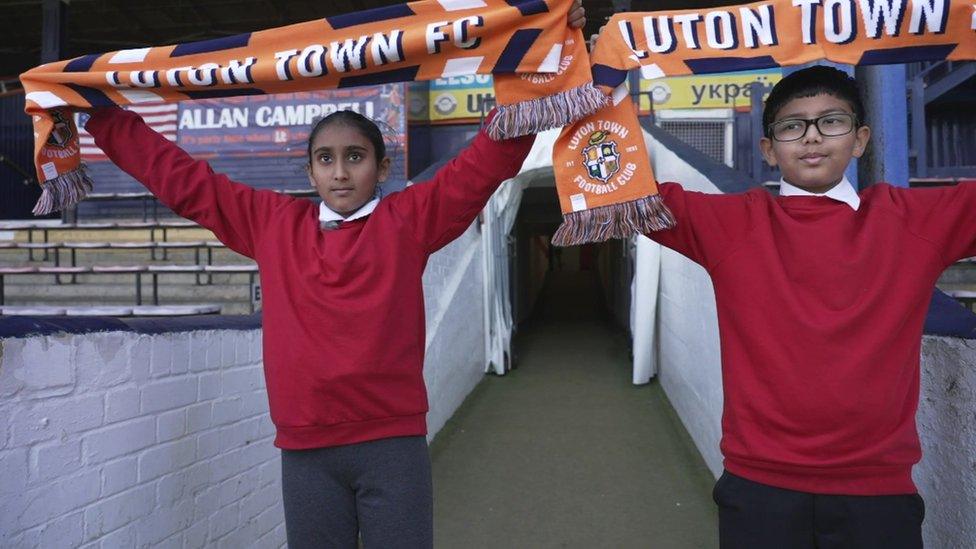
307, 110, 386, 164
762, 65, 866, 137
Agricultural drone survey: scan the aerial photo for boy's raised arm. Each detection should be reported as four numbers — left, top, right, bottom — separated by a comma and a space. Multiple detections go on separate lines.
86, 107, 292, 259
643, 183, 758, 270
897, 182, 976, 265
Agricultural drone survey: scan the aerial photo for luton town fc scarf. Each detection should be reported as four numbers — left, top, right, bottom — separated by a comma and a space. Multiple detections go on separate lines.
548, 0, 975, 245
20, 0, 607, 215
23, 0, 976, 244
589, 0, 974, 83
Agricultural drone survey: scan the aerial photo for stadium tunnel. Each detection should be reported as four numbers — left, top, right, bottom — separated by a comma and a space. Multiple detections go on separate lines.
508, 170, 634, 341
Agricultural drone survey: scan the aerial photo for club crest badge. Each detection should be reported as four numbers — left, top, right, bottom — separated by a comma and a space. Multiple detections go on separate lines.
582, 130, 620, 183
46, 110, 74, 148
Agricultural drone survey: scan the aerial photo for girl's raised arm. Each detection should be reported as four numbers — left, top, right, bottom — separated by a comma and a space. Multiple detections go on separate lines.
387, 0, 585, 254
86, 107, 293, 258
388, 113, 533, 254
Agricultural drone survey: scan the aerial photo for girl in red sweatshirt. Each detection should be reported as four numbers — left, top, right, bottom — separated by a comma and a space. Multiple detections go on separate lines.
87, 97, 527, 549
85, 5, 586, 547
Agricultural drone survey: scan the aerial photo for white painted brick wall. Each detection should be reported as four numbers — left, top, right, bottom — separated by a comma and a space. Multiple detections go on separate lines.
647, 133, 726, 480
644, 131, 976, 548
423, 223, 486, 438
0, 220, 489, 548
0, 329, 284, 548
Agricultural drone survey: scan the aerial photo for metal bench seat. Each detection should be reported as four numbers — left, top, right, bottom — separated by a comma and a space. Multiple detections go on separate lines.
64, 241, 112, 249
39, 265, 91, 285
38, 266, 91, 275
0, 266, 38, 274
947, 289, 976, 312
0, 306, 68, 315
156, 241, 206, 248
113, 221, 157, 229
947, 289, 976, 299
148, 265, 204, 273
65, 306, 135, 316
0, 304, 222, 317
203, 264, 258, 273
17, 241, 59, 261
0, 222, 53, 230
92, 265, 149, 273
108, 241, 157, 249
132, 304, 221, 316
155, 220, 198, 228
85, 191, 153, 200
5, 221, 201, 257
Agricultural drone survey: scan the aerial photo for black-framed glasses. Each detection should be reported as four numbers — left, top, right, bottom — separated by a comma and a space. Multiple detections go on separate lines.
767, 113, 858, 142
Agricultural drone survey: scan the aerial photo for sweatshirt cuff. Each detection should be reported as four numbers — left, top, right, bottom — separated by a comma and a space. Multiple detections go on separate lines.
84, 106, 127, 136
477, 108, 533, 155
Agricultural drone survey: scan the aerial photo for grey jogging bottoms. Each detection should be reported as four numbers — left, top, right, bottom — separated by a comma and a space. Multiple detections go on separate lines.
281, 436, 433, 549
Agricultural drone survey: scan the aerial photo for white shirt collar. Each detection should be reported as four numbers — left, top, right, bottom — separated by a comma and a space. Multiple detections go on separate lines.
318, 195, 379, 229
778, 176, 860, 211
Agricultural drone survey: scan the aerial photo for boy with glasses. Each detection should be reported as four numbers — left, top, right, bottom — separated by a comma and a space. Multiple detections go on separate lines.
641, 65, 967, 548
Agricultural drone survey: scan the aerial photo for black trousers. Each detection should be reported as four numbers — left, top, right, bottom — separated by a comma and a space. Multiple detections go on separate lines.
281, 436, 433, 549
714, 471, 924, 549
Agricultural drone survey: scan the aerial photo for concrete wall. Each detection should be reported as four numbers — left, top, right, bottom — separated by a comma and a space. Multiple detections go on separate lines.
0, 224, 487, 548
646, 132, 726, 479
422, 224, 486, 439
642, 131, 976, 548
915, 336, 976, 548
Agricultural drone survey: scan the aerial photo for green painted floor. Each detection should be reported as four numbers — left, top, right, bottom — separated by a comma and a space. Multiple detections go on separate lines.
430, 271, 719, 548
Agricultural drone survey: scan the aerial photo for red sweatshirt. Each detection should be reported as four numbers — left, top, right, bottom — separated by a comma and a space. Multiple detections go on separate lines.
88, 108, 532, 449
647, 182, 976, 495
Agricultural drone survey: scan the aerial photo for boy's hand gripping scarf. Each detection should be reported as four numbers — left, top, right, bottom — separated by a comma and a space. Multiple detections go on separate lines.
20, 0, 606, 215
549, 0, 975, 245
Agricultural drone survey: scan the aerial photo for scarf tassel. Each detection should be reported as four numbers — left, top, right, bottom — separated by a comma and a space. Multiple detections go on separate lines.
31, 167, 93, 215
486, 82, 609, 141
551, 194, 676, 247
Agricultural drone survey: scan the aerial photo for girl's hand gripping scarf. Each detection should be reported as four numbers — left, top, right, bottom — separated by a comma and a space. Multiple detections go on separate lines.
20, 0, 606, 215
550, 0, 976, 245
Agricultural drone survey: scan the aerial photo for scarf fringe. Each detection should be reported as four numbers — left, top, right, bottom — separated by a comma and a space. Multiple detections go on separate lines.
486, 82, 609, 140
551, 194, 676, 247
31, 167, 93, 215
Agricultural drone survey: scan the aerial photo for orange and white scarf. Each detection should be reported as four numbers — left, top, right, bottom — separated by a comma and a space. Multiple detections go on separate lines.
549, 0, 975, 245
22, 0, 976, 245
20, 0, 606, 215
591, 0, 974, 84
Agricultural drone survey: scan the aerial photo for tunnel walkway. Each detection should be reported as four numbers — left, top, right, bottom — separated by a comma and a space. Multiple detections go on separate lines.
430, 269, 719, 548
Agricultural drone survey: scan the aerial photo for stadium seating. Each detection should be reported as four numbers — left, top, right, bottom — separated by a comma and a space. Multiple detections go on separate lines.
0, 189, 324, 315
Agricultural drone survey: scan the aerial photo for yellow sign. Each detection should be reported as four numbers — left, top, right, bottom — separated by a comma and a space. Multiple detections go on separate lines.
639, 69, 781, 111
408, 75, 495, 123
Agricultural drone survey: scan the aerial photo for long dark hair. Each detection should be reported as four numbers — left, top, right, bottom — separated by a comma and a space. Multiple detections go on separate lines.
306, 110, 386, 165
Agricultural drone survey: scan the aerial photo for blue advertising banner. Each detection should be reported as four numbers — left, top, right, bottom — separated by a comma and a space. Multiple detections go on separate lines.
177, 84, 407, 182
79, 84, 408, 203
